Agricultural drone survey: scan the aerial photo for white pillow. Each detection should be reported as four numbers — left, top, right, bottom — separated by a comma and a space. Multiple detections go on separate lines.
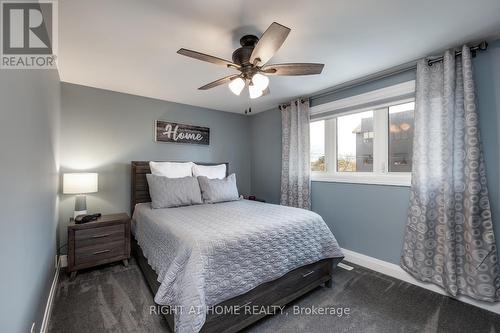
192, 163, 226, 179
149, 161, 194, 178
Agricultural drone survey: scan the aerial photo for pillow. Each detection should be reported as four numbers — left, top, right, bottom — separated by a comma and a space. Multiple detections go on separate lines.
149, 161, 193, 178
192, 163, 227, 179
197, 174, 239, 203
146, 174, 202, 208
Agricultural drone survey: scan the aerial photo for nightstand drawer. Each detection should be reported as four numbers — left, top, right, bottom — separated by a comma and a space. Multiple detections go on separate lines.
68, 213, 130, 276
75, 224, 124, 247
75, 240, 125, 265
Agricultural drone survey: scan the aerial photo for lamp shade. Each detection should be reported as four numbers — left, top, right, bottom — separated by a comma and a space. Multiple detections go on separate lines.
249, 84, 263, 99
228, 77, 245, 95
63, 173, 98, 194
251, 74, 269, 91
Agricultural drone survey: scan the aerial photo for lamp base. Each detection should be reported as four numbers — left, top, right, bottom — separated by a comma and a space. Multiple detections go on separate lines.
74, 195, 87, 218
74, 209, 88, 218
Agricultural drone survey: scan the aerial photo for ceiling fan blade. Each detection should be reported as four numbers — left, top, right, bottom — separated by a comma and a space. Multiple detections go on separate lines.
177, 48, 240, 69
198, 74, 240, 90
250, 22, 291, 67
261, 63, 324, 76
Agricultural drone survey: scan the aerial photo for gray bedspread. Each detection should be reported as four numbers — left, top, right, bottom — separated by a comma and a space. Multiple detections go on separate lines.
132, 199, 343, 333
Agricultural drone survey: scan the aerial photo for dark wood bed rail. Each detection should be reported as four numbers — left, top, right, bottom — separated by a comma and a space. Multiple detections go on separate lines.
130, 161, 229, 214
132, 237, 340, 333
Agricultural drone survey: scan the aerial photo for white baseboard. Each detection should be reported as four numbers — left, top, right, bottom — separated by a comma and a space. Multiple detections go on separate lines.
341, 247, 500, 315
40, 256, 61, 333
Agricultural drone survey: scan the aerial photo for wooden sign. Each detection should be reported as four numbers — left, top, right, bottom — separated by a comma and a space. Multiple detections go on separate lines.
155, 120, 210, 145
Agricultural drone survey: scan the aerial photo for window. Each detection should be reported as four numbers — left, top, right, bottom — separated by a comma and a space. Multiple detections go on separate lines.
309, 81, 415, 186
337, 111, 374, 172
388, 102, 414, 172
310, 120, 325, 171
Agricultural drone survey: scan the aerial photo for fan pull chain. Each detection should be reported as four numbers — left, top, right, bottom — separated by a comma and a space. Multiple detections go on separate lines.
244, 98, 252, 115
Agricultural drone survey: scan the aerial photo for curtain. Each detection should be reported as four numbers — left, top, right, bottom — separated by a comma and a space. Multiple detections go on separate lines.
280, 99, 311, 209
401, 46, 500, 302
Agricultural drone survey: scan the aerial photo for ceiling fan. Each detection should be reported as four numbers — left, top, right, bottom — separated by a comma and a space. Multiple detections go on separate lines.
177, 22, 324, 99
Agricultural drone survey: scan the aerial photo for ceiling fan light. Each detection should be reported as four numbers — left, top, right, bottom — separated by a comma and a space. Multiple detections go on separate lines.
228, 77, 245, 95
252, 73, 269, 91
249, 84, 263, 99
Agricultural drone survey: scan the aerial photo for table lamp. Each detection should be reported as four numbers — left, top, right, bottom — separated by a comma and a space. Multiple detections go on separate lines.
63, 173, 98, 218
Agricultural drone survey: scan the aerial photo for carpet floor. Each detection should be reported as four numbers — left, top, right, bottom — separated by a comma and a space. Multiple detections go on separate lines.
48, 258, 500, 333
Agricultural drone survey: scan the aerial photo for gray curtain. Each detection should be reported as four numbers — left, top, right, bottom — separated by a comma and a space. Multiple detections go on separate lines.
401, 46, 500, 302
280, 99, 311, 209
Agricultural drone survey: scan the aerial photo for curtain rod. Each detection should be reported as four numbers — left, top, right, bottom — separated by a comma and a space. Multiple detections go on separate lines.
308, 41, 488, 102
427, 41, 488, 66
279, 98, 307, 110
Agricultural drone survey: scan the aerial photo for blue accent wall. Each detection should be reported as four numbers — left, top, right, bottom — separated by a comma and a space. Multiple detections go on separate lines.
250, 39, 500, 265
249, 109, 283, 204
475, 40, 500, 257
311, 183, 410, 263
0, 70, 60, 333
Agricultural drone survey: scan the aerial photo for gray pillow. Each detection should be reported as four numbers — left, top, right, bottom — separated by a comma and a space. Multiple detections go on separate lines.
146, 174, 202, 208
197, 173, 239, 203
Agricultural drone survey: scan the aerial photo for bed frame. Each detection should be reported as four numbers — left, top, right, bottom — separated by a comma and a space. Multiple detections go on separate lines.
130, 161, 342, 333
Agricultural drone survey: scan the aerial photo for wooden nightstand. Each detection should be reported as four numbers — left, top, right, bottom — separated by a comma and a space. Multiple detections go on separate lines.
68, 213, 130, 279
245, 195, 266, 203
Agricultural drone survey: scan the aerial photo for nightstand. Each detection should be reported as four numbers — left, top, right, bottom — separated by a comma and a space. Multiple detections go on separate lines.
68, 213, 130, 279
245, 195, 266, 203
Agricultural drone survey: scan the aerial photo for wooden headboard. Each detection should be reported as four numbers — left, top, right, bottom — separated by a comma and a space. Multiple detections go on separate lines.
131, 161, 229, 213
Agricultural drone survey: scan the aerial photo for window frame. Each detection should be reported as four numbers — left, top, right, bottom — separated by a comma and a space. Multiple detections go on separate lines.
310, 81, 415, 187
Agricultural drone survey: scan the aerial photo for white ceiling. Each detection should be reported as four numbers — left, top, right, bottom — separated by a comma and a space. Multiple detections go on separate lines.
59, 0, 500, 113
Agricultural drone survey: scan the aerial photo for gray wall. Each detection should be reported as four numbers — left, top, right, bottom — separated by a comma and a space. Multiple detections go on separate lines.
0, 69, 60, 333
249, 39, 500, 265
249, 109, 282, 204
475, 39, 500, 260
59, 83, 251, 250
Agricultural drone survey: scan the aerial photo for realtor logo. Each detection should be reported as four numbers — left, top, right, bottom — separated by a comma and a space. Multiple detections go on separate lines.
1, 0, 58, 68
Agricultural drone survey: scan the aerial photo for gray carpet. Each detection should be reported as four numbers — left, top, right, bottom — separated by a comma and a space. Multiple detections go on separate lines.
48, 258, 500, 333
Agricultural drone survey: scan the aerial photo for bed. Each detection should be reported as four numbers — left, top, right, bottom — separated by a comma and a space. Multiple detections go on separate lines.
130, 161, 344, 333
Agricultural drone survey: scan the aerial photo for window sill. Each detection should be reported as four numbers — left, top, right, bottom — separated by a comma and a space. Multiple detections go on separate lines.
311, 173, 411, 187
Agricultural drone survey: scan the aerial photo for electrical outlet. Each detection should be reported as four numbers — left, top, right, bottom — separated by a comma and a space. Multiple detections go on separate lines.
30, 322, 35, 333
60, 255, 68, 268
